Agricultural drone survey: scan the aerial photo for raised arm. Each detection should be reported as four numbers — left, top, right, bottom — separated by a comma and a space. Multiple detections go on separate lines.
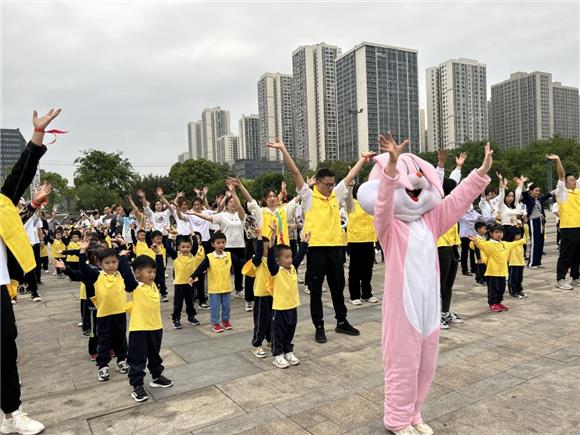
118, 254, 138, 292
343, 153, 376, 187
225, 179, 246, 221
267, 140, 305, 191
293, 232, 310, 268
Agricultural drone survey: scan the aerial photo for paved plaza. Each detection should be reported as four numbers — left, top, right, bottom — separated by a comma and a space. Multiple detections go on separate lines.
12, 217, 580, 434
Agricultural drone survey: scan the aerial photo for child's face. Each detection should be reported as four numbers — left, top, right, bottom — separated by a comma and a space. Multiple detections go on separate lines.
491, 230, 504, 241
71, 235, 80, 243
152, 236, 163, 246
276, 249, 293, 269
55, 233, 62, 240
137, 232, 146, 242
212, 239, 226, 253
514, 234, 522, 241
136, 266, 156, 284
477, 226, 487, 236
178, 242, 192, 255
101, 256, 119, 274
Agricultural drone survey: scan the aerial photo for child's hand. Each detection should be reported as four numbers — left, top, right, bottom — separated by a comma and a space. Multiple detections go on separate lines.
188, 277, 194, 286
79, 239, 90, 253
119, 250, 130, 257
156, 187, 164, 197
467, 235, 477, 243
301, 232, 312, 243
50, 258, 66, 269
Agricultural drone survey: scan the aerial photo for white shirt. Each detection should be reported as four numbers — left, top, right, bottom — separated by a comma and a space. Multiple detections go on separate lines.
188, 211, 212, 242
145, 207, 171, 234
172, 210, 192, 236
496, 188, 521, 226
24, 215, 42, 245
212, 211, 245, 248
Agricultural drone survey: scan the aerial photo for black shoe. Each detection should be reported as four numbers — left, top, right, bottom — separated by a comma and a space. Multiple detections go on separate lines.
462, 271, 472, 276
509, 292, 523, 299
315, 326, 327, 344
335, 321, 360, 336
519, 291, 527, 298
161, 294, 169, 303
173, 320, 182, 329
149, 374, 173, 388
131, 385, 149, 402
82, 329, 91, 337
188, 317, 200, 326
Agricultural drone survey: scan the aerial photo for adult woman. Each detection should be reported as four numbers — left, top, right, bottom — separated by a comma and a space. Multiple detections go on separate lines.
138, 190, 171, 235
495, 173, 521, 242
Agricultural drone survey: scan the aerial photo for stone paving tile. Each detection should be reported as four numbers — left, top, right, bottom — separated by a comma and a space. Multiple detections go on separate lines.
193, 406, 286, 434
43, 418, 92, 435
238, 417, 310, 434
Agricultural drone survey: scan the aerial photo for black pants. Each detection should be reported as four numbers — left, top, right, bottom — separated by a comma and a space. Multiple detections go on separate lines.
508, 266, 524, 295
252, 295, 272, 347
475, 263, 487, 284
155, 266, 167, 297
24, 267, 39, 298
33, 243, 41, 283
347, 242, 374, 300
290, 239, 298, 259
87, 308, 98, 355
127, 329, 164, 387
306, 247, 347, 327
557, 227, 580, 281
40, 256, 48, 271
502, 225, 517, 242
272, 308, 297, 356
1, 286, 21, 414
96, 313, 128, 368
81, 299, 91, 330
244, 240, 256, 302
487, 276, 506, 305
460, 237, 476, 273
225, 247, 245, 293
438, 246, 459, 313
528, 217, 544, 267
172, 284, 196, 321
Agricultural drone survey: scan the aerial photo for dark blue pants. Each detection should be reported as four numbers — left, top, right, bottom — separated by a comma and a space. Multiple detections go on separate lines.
96, 313, 127, 368
155, 266, 167, 296
557, 227, 580, 280
172, 284, 196, 321
272, 308, 297, 356
528, 217, 544, 267
127, 329, 164, 387
508, 266, 524, 294
487, 276, 506, 305
252, 295, 272, 347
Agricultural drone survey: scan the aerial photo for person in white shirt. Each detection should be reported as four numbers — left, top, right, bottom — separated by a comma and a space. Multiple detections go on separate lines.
138, 190, 171, 235
478, 187, 498, 226
495, 173, 522, 242
21, 209, 44, 300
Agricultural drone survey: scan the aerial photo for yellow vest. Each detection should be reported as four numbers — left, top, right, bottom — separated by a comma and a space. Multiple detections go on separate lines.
52, 239, 66, 258
105, 235, 112, 248
0, 193, 35, 275
437, 224, 460, 247
509, 226, 528, 267
347, 200, 377, 243
91, 272, 128, 317
134, 241, 155, 259
272, 266, 299, 310
40, 244, 48, 257
477, 239, 526, 277
66, 242, 80, 262
559, 188, 580, 229
173, 254, 197, 285
261, 206, 290, 246
80, 282, 87, 300
207, 252, 233, 294
242, 258, 273, 297
304, 187, 342, 247
129, 282, 162, 331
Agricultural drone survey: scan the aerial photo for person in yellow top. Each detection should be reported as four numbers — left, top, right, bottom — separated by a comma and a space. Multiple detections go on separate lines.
131, 228, 169, 302
51, 229, 67, 279
346, 187, 379, 306
508, 225, 528, 299
190, 232, 242, 333
547, 154, 580, 290
39, 240, 49, 274
64, 230, 82, 270
470, 222, 489, 286
469, 224, 526, 313
120, 254, 174, 403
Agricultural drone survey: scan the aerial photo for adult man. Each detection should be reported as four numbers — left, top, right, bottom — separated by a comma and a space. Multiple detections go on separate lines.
267, 140, 374, 343
547, 154, 580, 290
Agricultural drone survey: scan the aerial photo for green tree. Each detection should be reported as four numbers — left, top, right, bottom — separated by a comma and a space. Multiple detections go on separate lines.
74, 183, 120, 211
74, 149, 138, 196
169, 159, 231, 196
39, 170, 69, 209
133, 174, 175, 200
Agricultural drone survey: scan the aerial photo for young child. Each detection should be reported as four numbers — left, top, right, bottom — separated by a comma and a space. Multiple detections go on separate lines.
39, 240, 49, 273
65, 230, 81, 271
120, 254, 174, 402
190, 232, 240, 333
166, 236, 200, 329
191, 231, 208, 309
150, 230, 169, 302
508, 225, 528, 299
469, 224, 526, 313
470, 222, 488, 286
267, 228, 310, 369
78, 243, 130, 381
242, 231, 273, 358
51, 229, 66, 278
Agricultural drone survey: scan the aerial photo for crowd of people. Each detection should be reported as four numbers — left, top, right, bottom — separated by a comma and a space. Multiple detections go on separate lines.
1, 108, 578, 435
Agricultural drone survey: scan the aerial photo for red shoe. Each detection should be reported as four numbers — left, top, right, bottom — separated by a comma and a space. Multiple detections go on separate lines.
222, 320, 232, 330
489, 304, 502, 312
498, 304, 510, 311
90, 354, 97, 361
212, 323, 224, 333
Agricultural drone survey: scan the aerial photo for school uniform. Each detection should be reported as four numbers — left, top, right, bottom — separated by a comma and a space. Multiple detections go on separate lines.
516, 188, 552, 267
39, 243, 49, 271
437, 224, 460, 313
555, 179, 580, 282
470, 235, 488, 284
166, 240, 200, 323
64, 266, 98, 355
508, 228, 528, 296
65, 241, 81, 270
52, 239, 66, 276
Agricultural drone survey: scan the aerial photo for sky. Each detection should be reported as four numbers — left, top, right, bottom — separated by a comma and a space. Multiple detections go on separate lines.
1, 1, 578, 183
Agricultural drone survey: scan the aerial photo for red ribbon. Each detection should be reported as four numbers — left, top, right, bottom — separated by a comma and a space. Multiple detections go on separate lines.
34, 128, 68, 145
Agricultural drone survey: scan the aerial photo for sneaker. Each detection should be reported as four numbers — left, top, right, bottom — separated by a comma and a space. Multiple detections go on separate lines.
234, 291, 243, 298
32, 296, 42, 302
528, 265, 539, 269
90, 354, 97, 361
556, 279, 573, 290
489, 304, 502, 312
509, 292, 523, 299
440, 317, 450, 329
304, 287, 310, 294
393, 426, 421, 435
82, 329, 90, 337
161, 294, 169, 303
222, 320, 232, 330
149, 375, 173, 388
571, 279, 580, 287
362, 296, 379, 303
212, 323, 224, 333
272, 354, 290, 369
475, 281, 486, 286
413, 421, 434, 435
315, 326, 327, 343
266, 341, 272, 350
98, 366, 110, 381
199, 303, 210, 310
498, 304, 510, 311
116, 360, 129, 374
350, 299, 362, 306
77, 321, 83, 327
245, 301, 253, 312
252, 346, 267, 358
446, 312, 464, 324
519, 291, 527, 298
335, 321, 360, 336
131, 385, 149, 402
462, 271, 473, 276
284, 352, 300, 366
173, 320, 182, 329
321, 287, 328, 292
187, 317, 200, 326
0, 407, 45, 435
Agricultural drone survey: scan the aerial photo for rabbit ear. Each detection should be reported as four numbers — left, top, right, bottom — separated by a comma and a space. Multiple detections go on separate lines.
357, 179, 379, 215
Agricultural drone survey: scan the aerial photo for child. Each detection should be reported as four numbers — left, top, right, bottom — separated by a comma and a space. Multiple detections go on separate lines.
78, 243, 130, 381
65, 230, 81, 271
120, 254, 174, 402
52, 229, 66, 278
165, 236, 200, 329
39, 241, 49, 273
508, 225, 528, 299
470, 222, 488, 286
469, 224, 526, 313
150, 230, 169, 302
190, 232, 240, 333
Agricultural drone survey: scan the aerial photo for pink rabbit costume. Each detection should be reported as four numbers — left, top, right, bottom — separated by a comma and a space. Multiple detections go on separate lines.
357, 153, 490, 431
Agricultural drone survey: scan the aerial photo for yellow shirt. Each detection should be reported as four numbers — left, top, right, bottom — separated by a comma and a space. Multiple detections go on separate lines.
52, 239, 66, 259
105, 235, 113, 248
242, 258, 273, 297
80, 282, 87, 300
347, 200, 377, 243
477, 239, 526, 277
509, 226, 529, 267
91, 272, 128, 317
261, 206, 290, 246
272, 266, 300, 310
559, 188, 580, 229
469, 235, 488, 264
129, 282, 162, 331
304, 186, 343, 247
173, 254, 197, 285
40, 244, 48, 257
207, 252, 233, 294
437, 224, 460, 247
134, 241, 155, 259
66, 242, 80, 263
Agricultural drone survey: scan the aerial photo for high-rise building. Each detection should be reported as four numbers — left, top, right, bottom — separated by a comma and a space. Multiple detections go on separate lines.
490, 72, 553, 149
187, 120, 203, 159
336, 42, 420, 160
292, 43, 341, 169
239, 114, 260, 160
426, 58, 488, 151
257, 73, 294, 160
177, 152, 190, 163
216, 134, 241, 164
0, 128, 27, 181
552, 82, 579, 142
419, 109, 427, 152
201, 107, 231, 161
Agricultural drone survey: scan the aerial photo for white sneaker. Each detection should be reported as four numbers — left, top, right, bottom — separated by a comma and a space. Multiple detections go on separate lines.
304, 287, 310, 294
393, 426, 420, 435
350, 299, 362, 306
445, 312, 464, 324
98, 366, 110, 382
234, 291, 243, 298
32, 296, 42, 303
321, 287, 327, 292
252, 347, 267, 358
116, 360, 129, 374
362, 296, 379, 303
440, 318, 450, 330
77, 321, 83, 327
284, 352, 300, 366
245, 301, 253, 312
1, 408, 45, 435
413, 421, 434, 435
272, 355, 290, 369
556, 279, 573, 290
571, 279, 580, 287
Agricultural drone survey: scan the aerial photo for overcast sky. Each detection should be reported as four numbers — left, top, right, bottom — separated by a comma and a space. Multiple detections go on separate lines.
1, 1, 578, 182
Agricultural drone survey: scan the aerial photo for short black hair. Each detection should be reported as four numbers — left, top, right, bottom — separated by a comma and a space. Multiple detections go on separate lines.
474, 221, 487, 231
193, 231, 202, 240
489, 224, 504, 233
316, 168, 335, 180
99, 248, 119, 261
137, 229, 146, 235
274, 244, 292, 258
565, 173, 574, 179
211, 231, 227, 243
133, 255, 157, 271
70, 230, 81, 238
485, 187, 497, 195
151, 230, 163, 240
442, 178, 457, 197
177, 236, 192, 247
55, 229, 63, 235
192, 197, 204, 205
87, 248, 101, 265
529, 183, 540, 192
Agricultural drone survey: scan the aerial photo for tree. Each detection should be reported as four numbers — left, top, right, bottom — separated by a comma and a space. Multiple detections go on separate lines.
74, 149, 138, 196
169, 159, 232, 196
39, 170, 69, 209
74, 183, 120, 211
133, 174, 175, 200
